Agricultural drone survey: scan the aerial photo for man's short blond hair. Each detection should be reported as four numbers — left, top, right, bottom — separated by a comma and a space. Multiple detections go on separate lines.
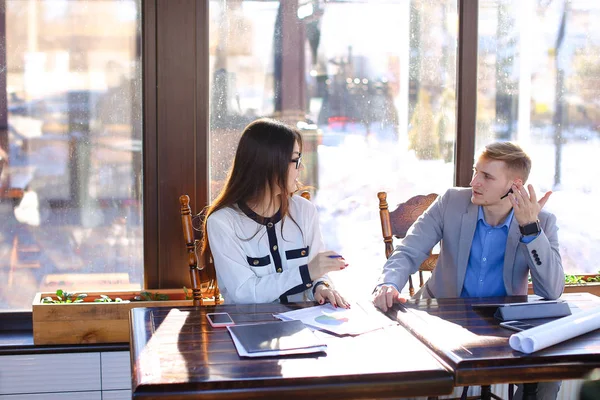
478, 142, 531, 182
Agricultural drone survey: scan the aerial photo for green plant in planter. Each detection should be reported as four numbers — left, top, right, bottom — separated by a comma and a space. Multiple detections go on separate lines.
133, 287, 193, 301
42, 287, 192, 304
41, 289, 87, 304
565, 274, 586, 285
94, 295, 128, 303
584, 271, 600, 283
134, 291, 170, 301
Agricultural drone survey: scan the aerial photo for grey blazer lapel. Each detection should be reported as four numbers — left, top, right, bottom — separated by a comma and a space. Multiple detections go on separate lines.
503, 219, 520, 295
456, 202, 478, 296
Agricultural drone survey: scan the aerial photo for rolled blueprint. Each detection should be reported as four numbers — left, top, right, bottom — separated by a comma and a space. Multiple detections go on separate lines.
509, 307, 600, 353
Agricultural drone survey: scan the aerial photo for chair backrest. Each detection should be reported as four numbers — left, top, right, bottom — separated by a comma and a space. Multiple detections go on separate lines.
300, 190, 311, 200
179, 195, 222, 306
378, 192, 439, 297
0, 153, 5, 180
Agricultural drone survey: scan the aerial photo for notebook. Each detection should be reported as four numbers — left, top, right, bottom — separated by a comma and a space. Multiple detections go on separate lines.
227, 320, 327, 357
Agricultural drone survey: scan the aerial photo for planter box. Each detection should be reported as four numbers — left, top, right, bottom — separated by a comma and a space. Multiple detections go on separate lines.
562, 283, 600, 296
527, 280, 600, 297
32, 289, 201, 345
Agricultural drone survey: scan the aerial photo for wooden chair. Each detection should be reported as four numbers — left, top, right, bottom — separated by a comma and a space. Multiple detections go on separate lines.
0, 152, 5, 179
179, 191, 310, 306
378, 192, 439, 297
179, 195, 222, 306
299, 190, 311, 200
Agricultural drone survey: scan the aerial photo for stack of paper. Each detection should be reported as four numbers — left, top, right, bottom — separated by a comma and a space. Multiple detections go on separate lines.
274, 302, 396, 336
509, 307, 600, 353
227, 320, 327, 357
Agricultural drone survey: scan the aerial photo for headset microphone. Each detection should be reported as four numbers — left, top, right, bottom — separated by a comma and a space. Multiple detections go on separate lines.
500, 188, 514, 200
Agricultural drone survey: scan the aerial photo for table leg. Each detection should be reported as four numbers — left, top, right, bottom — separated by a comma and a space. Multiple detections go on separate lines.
522, 383, 538, 400
481, 384, 492, 400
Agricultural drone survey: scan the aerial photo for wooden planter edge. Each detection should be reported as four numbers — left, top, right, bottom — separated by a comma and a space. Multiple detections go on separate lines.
32, 289, 197, 346
527, 282, 600, 297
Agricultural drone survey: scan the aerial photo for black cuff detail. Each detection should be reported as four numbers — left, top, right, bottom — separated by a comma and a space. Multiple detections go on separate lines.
299, 264, 312, 287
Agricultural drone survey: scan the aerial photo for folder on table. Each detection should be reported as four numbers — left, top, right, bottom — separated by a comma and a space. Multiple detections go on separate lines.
472, 300, 571, 321
493, 301, 571, 321
227, 320, 327, 357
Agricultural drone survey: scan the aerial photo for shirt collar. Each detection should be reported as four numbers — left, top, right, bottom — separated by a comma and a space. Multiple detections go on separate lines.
238, 202, 282, 226
478, 206, 514, 229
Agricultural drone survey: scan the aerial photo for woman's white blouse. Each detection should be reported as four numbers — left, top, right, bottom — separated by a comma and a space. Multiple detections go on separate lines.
206, 195, 329, 304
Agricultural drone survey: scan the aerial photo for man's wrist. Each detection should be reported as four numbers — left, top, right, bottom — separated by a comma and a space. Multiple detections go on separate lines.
519, 220, 541, 236
373, 282, 400, 294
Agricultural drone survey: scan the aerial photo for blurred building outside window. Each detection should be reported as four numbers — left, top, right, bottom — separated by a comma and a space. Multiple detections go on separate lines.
208, 0, 457, 297
0, 0, 143, 311
476, 0, 600, 276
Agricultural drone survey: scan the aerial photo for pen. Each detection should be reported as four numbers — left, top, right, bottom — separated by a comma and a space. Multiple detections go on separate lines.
328, 255, 343, 259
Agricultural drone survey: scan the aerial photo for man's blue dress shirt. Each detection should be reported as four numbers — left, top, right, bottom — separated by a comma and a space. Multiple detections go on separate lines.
461, 207, 538, 297
462, 207, 525, 297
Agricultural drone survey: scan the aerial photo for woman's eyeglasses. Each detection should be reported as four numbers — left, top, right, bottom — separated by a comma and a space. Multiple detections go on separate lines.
290, 153, 302, 169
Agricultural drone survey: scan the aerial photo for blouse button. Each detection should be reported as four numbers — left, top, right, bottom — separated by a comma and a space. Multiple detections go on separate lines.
267, 222, 273, 228
253, 260, 259, 265
301, 250, 306, 256
273, 245, 278, 251
306, 283, 312, 288
277, 268, 282, 273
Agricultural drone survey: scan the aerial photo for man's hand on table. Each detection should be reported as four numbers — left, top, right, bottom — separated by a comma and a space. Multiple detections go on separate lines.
373, 284, 407, 312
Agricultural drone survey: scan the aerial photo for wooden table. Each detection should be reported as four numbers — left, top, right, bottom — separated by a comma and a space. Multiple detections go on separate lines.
130, 302, 454, 399
388, 292, 600, 388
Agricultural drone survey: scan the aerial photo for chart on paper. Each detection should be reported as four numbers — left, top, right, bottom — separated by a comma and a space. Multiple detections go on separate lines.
274, 302, 395, 335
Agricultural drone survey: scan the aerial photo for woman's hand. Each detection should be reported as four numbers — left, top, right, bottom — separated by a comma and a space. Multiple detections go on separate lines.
314, 284, 350, 309
307, 251, 347, 281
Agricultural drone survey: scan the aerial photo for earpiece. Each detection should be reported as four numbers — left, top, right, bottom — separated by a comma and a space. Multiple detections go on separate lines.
500, 188, 513, 200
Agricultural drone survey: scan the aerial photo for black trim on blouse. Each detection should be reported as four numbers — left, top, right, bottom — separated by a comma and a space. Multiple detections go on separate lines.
280, 265, 313, 303
285, 246, 309, 260
238, 202, 312, 304
246, 255, 271, 267
237, 202, 282, 226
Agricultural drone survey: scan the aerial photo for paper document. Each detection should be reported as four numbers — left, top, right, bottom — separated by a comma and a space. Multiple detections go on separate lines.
509, 306, 600, 353
274, 302, 396, 336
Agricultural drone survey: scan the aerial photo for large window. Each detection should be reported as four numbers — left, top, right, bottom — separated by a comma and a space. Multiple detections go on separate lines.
476, 0, 600, 275
0, 0, 142, 311
3, 1, 595, 315
208, 0, 457, 296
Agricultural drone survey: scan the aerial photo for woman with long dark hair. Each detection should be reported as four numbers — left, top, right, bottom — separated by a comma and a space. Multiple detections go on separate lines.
203, 118, 349, 307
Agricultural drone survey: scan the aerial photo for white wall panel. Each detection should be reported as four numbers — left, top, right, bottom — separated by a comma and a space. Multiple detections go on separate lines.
0, 391, 101, 400
0, 353, 100, 395
102, 389, 132, 400
101, 351, 131, 390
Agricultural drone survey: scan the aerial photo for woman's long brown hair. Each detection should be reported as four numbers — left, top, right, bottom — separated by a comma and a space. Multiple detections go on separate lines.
201, 118, 303, 265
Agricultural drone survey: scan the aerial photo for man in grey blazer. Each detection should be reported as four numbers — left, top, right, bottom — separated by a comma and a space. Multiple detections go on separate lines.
373, 142, 563, 400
